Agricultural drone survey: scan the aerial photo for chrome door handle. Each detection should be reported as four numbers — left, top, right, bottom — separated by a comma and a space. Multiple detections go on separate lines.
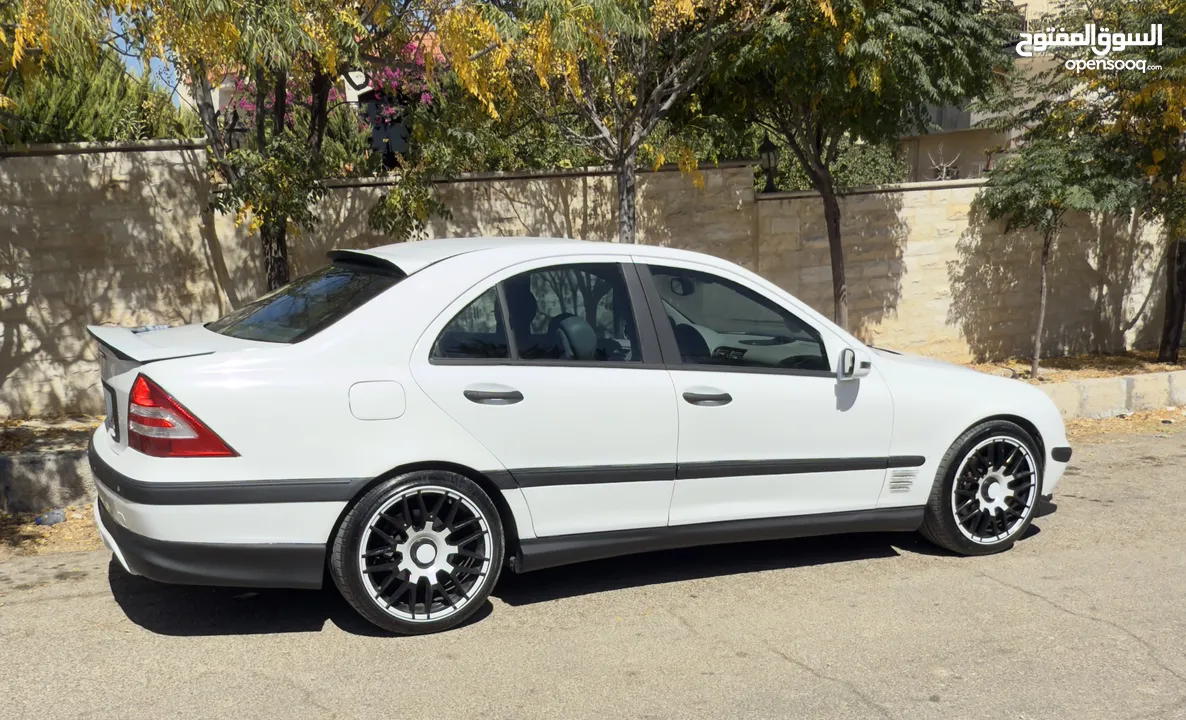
682, 391, 732, 406
464, 389, 524, 405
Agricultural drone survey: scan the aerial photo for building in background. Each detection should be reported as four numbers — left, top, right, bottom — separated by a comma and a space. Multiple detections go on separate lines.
898, 0, 1061, 181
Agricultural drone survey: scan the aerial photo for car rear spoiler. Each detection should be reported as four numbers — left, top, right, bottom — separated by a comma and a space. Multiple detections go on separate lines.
86, 325, 213, 363
327, 250, 407, 278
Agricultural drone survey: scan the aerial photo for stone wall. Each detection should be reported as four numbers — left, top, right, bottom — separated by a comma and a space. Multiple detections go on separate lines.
0, 142, 756, 416
0, 141, 1167, 417
296, 162, 758, 277
756, 181, 1163, 362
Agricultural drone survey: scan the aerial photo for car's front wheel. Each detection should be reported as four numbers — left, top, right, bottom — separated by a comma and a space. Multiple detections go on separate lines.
922, 420, 1041, 555
330, 470, 504, 634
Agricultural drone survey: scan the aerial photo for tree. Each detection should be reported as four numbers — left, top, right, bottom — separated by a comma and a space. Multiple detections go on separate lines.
1074, 1, 1185, 362
116, 0, 455, 290
440, 0, 772, 244
2, 0, 105, 124
406, 71, 600, 173
1, 50, 197, 144
977, 136, 1141, 379
764, 135, 908, 192
996, 0, 1185, 361
700, 0, 1012, 329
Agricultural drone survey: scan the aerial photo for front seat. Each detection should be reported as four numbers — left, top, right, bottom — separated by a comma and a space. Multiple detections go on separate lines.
671, 321, 710, 362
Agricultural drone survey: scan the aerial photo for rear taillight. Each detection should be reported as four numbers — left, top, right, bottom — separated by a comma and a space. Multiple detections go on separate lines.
127, 375, 237, 458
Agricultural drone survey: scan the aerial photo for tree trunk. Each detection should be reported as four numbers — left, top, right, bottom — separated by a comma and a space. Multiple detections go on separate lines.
1157, 231, 1186, 363
308, 71, 332, 154
818, 177, 848, 330
1032, 236, 1052, 379
254, 66, 268, 151
259, 217, 289, 290
189, 62, 236, 183
616, 154, 638, 244
260, 70, 290, 291
272, 71, 288, 135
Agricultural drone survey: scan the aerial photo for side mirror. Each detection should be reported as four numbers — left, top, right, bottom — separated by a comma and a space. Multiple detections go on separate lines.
837, 348, 873, 381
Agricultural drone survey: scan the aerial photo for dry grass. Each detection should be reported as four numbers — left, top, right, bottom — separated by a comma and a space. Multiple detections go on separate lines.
967, 350, 1186, 384
1065, 406, 1186, 442
0, 504, 103, 561
0, 416, 101, 452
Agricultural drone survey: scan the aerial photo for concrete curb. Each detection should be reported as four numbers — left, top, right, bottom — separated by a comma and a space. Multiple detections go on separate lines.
1039, 370, 1186, 420
0, 451, 92, 514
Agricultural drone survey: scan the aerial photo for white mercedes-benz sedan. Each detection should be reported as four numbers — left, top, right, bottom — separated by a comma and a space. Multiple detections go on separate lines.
88, 237, 1071, 634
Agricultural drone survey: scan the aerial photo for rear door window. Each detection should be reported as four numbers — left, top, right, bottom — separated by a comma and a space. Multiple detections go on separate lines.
503, 263, 641, 362
207, 261, 402, 343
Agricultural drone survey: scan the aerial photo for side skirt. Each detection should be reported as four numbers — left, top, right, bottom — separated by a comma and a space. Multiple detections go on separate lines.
513, 506, 924, 573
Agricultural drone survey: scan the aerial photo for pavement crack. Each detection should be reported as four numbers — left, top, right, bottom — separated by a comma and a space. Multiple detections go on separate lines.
768, 648, 894, 719
667, 606, 892, 718
1127, 693, 1186, 720
246, 669, 337, 718
980, 572, 1186, 686
666, 607, 701, 638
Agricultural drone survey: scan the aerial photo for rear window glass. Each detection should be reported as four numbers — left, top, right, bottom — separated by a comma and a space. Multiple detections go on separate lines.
208, 262, 401, 343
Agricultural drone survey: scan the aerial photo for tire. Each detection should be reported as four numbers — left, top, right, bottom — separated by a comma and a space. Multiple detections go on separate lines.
330, 470, 504, 634
921, 420, 1042, 556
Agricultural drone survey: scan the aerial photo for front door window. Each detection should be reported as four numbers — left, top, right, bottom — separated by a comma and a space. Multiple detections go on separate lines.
648, 265, 829, 373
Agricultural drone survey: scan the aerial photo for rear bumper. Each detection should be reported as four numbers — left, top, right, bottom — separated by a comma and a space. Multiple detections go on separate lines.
89, 435, 327, 589
94, 498, 325, 589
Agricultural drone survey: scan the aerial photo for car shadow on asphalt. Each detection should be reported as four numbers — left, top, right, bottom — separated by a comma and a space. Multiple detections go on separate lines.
494, 504, 1054, 607
494, 530, 941, 606
106, 560, 492, 638
107, 502, 1056, 636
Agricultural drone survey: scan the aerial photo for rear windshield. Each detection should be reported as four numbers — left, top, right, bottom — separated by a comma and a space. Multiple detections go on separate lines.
208, 261, 402, 343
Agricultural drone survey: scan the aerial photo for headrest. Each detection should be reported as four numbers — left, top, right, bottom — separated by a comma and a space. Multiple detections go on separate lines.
503, 278, 537, 322
553, 315, 598, 361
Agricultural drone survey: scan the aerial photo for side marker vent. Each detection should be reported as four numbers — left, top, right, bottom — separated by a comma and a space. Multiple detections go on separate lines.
888, 468, 918, 493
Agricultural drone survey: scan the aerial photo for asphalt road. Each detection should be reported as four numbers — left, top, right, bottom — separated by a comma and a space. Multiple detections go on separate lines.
2, 431, 1185, 720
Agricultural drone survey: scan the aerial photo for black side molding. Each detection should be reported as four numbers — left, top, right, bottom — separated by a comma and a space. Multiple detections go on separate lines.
507, 456, 926, 488
514, 506, 925, 573
92, 435, 927, 504
512, 464, 677, 488
90, 438, 369, 505
1051, 447, 1072, 463
678, 456, 924, 480
98, 502, 325, 589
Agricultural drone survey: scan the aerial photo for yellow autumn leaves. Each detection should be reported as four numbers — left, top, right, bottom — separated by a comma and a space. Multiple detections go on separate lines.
3, 0, 49, 109
439, 5, 515, 117
439, 0, 711, 120
8, 0, 49, 68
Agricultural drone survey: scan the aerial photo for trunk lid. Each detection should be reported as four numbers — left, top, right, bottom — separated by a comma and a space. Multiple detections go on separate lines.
87, 324, 271, 366
87, 324, 272, 451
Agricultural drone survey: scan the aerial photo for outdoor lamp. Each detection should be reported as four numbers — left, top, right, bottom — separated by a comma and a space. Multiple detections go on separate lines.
225, 109, 249, 151
758, 134, 779, 193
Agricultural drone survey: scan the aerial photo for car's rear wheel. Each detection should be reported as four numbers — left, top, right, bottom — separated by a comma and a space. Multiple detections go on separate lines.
921, 420, 1041, 555
330, 470, 504, 634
